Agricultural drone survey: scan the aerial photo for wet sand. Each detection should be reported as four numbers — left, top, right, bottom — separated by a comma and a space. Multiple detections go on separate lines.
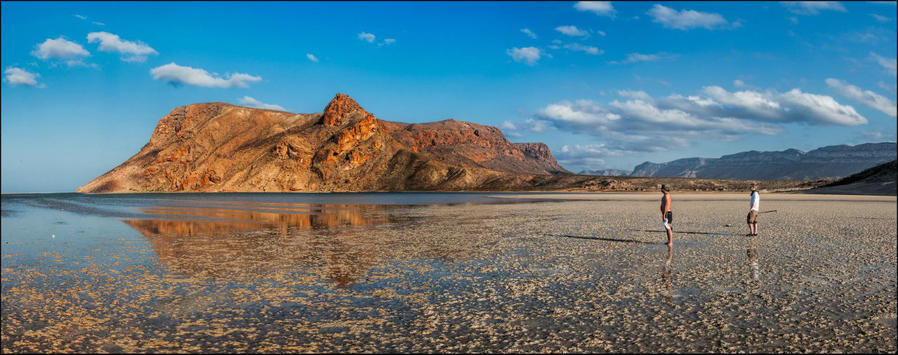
2, 193, 895, 352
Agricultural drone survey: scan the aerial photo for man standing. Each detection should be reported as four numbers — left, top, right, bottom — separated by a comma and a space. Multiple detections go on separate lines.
747, 183, 760, 236
661, 184, 673, 246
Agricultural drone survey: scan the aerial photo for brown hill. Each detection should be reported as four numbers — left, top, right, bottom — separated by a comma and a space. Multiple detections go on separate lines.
77, 93, 567, 193
809, 160, 897, 195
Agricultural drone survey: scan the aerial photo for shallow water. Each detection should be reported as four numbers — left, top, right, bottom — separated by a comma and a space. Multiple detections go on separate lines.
2, 193, 896, 352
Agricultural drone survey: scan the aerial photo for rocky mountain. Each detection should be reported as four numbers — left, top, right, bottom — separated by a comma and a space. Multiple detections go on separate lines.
579, 169, 632, 176
811, 160, 897, 195
514, 143, 570, 174
382, 120, 569, 175
77, 93, 568, 193
629, 143, 896, 180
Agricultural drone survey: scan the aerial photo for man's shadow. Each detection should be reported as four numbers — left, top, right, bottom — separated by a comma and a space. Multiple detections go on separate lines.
626, 229, 733, 236
555, 234, 665, 245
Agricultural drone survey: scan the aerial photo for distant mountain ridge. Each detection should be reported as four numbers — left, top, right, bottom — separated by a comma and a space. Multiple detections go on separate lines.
579, 169, 632, 176
629, 142, 896, 180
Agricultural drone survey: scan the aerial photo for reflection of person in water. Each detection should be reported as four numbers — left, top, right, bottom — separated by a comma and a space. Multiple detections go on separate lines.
747, 248, 760, 281
661, 245, 673, 300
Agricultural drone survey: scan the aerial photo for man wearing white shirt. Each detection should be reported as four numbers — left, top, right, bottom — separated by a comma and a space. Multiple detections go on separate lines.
747, 183, 760, 236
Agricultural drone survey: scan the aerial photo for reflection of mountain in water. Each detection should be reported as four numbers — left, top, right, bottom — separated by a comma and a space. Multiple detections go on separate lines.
124, 203, 396, 287
131, 202, 390, 235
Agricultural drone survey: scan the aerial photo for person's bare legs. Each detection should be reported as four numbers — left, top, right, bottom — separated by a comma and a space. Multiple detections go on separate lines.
751, 222, 758, 236
747, 222, 753, 236
665, 226, 673, 246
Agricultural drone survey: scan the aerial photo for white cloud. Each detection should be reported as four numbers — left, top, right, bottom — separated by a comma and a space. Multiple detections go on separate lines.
555, 25, 588, 37
358, 32, 394, 46
541, 97, 776, 152
612, 52, 675, 64
647, 4, 729, 30
573, 1, 615, 16
499, 118, 553, 134
781, 1, 846, 15
150, 62, 262, 88
507, 47, 543, 65
523, 118, 552, 132
563, 43, 602, 55
358, 32, 376, 43
520, 28, 537, 39
871, 52, 897, 76
500, 121, 517, 130
617, 90, 652, 101
4, 67, 43, 87
540, 101, 699, 152
558, 143, 635, 163
612, 99, 768, 132
700, 86, 782, 119
540, 100, 621, 126
699, 85, 867, 125
778, 89, 867, 125
597, 30, 606, 36
878, 81, 897, 94
871, 14, 891, 22
306, 53, 319, 63
87, 32, 157, 62
535, 85, 868, 154
31, 37, 90, 65
555, 144, 623, 168
237, 96, 286, 111
73, 14, 104, 25
826, 78, 897, 117
625, 53, 659, 62
733, 79, 746, 88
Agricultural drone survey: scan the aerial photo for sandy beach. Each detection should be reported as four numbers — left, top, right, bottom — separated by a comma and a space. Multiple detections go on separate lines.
1, 192, 895, 352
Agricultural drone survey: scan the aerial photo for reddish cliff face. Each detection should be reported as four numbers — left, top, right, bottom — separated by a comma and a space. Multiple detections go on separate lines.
321, 92, 369, 126
382, 119, 566, 175
77, 93, 569, 193
513, 143, 569, 174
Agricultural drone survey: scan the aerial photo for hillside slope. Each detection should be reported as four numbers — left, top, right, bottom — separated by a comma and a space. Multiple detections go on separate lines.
809, 160, 897, 195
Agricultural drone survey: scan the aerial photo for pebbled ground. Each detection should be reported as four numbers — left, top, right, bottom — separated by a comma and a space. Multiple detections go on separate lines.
2, 193, 895, 353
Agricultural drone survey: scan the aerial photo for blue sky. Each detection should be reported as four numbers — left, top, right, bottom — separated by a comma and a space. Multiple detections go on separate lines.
2, 1, 896, 192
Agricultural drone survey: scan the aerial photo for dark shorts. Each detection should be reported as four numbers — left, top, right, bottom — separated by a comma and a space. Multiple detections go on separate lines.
747, 210, 758, 224
665, 211, 673, 224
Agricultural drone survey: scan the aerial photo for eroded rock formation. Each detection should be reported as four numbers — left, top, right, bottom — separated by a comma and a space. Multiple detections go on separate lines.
78, 93, 567, 193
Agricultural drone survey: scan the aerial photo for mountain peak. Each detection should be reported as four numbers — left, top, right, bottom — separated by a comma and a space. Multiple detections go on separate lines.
321, 92, 370, 126
77, 93, 568, 193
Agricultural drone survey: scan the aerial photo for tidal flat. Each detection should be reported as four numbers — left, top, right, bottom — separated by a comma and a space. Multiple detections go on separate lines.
1, 192, 895, 353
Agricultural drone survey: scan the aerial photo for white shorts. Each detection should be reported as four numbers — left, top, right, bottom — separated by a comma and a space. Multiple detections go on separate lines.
663, 218, 671, 230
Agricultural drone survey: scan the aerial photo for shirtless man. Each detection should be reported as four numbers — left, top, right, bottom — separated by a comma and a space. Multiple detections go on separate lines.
660, 184, 673, 246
